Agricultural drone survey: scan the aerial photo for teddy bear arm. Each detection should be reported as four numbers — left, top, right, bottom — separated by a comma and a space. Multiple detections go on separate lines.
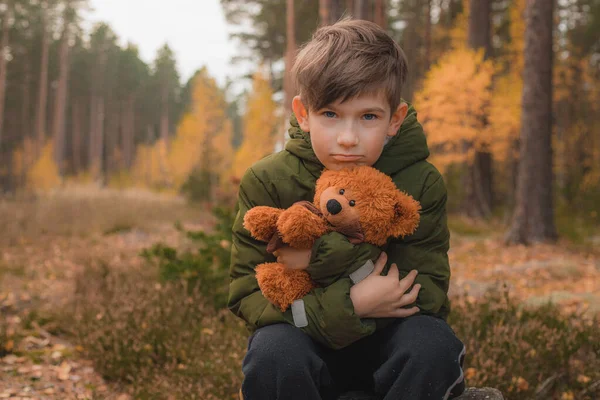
243, 206, 283, 242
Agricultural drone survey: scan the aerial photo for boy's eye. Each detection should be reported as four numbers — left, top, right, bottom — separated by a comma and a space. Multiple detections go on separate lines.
339, 189, 345, 195
349, 200, 356, 207
324, 111, 336, 118
363, 113, 377, 121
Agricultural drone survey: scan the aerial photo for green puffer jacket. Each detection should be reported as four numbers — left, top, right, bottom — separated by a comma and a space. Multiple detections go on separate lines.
228, 103, 451, 350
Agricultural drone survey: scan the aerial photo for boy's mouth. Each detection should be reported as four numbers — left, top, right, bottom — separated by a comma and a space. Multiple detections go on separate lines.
331, 154, 362, 162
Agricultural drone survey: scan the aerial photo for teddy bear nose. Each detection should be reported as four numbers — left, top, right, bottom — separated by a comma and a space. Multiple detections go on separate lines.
326, 199, 342, 215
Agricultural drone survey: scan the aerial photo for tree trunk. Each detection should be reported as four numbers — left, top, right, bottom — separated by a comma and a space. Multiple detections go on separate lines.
121, 95, 135, 169
89, 40, 108, 182
160, 83, 169, 147
0, 3, 12, 149
354, 0, 370, 20
88, 92, 98, 173
106, 103, 120, 175
96, 98, 105, 183
319, 0, 330, 26
424, 0, 431, 71
35, 8, 50, 157
21, 62, 31, 139
146, 125, 153, 184
464, 0, 493, 219
374, 0, 387, 29
284, 0, 296, 112
322, 0, 347, 25
505, 0, 557, 244
71, 99, 82, 173
52, 23, 71, 177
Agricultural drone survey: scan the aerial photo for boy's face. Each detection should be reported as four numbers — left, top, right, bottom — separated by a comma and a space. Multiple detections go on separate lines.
292, 91, 408, 171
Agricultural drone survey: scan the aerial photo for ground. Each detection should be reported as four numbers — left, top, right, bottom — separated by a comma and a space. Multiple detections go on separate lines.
0, 189, 598, 399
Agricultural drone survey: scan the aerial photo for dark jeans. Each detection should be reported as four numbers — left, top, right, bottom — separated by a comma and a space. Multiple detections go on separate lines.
241, 315, 466, 400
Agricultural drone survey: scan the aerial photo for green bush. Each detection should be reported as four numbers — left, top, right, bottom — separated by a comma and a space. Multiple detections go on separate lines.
449, 291, 600, 400
180, 168, 213, 203
141, 206, 234, 309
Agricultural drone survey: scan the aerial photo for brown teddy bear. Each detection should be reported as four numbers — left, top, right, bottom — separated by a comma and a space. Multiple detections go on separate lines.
243, 166, 421, 312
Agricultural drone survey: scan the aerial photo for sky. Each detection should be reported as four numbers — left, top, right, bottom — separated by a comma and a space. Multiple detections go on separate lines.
85, 0, 241, 86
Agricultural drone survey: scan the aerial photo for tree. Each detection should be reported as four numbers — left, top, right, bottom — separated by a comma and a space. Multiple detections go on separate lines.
220, 0, 319, 90
374, 0, 387, 29
153, 44, 180, 149
465, 0, 493, 218
132, 67, 231, 198
34, 0, 51, 157
487, 0, 526, 205
415, 47, 494, 172
283, 0, 296, 112
505, 0, 557, 244
52, 0, 86, 176
116, 44, 148, 170
0, 0, 14, 149
87, 23, 116, 182
232, 69, 278, 179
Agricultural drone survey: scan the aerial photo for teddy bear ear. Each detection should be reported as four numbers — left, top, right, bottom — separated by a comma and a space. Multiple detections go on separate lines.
391, 191, 422, 238
313, 170, 337, 205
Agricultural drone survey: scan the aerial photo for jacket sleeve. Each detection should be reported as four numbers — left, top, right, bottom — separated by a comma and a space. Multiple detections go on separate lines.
228, 168, 380, 349
386, 173, 451, 319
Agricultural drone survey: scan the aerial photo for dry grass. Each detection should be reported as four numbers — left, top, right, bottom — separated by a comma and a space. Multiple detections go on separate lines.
0, 186, 209, 246
64, 265, 247, 399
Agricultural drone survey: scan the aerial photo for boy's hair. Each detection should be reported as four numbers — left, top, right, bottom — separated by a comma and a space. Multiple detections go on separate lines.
292, 18, 408, 114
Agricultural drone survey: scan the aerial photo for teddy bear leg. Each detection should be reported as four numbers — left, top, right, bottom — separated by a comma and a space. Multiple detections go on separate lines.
255, 263, 314, 312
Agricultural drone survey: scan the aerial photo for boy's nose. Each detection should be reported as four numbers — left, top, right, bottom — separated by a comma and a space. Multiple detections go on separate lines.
337, 128, 359, 147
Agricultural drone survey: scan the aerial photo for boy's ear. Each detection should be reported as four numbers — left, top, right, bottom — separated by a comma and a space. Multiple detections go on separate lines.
387, 102, 409, 138
292, 95, 310, 132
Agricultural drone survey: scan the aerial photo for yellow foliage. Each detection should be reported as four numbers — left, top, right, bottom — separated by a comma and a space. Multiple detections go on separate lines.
26, 141, 61, 191
131, 140, 169, 190
449, 0, 469, 49
486, 74, 521, 162
507, 0, 526, 74
11, 137, 37, 183
132, 67, 233, 196
108, 170, 135, 189
232, 69, 279, 179
414, 47, 495, 171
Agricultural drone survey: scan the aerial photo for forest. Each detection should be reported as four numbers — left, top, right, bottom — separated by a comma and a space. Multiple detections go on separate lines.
0, 1, 599, 399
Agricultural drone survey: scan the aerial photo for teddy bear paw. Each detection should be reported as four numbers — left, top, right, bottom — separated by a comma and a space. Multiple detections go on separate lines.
277, 204, 329, 249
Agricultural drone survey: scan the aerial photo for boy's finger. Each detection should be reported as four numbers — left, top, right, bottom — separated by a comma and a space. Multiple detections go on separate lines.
387, 263, 399, 279
397, 284, 420, 307
398, 270, 418, 291
372, 252, 387, 275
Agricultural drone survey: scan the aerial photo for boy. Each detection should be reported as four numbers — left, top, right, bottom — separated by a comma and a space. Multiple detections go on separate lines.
228, 19, 466, 400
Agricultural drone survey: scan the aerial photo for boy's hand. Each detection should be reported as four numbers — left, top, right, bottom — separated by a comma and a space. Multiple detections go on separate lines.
350, 252, 421, 318
273, 246, 312, 270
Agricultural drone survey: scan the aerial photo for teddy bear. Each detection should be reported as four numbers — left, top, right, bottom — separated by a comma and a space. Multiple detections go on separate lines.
243, 166, 421, 312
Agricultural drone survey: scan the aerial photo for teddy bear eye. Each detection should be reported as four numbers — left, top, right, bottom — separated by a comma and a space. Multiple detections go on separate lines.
349, 200, 356, 207
339, 189, 345, 195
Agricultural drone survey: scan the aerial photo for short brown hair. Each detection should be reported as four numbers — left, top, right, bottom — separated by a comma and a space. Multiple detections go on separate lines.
292, 18, 408, 113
